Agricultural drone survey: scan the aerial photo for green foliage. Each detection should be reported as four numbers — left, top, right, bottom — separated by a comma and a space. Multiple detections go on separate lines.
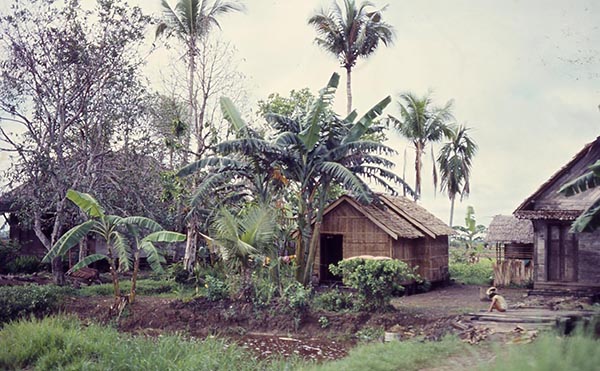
0, 285, 73, 324
283, 281, 312, 313
312, 288, 356, 312
449, 259, 493, 285
354, 327, 384, 343
559, 159, 600, 232
488, 326, 600, 371
0, 239, 21, 274
307, 335, 462, 371
77, 279, 178, 297
205, 275, 229, 301
5, 255, 43, 274
168, 261, 190, 284
318, 316, 330, 329
330, 258, 417, 310
0, 316, 281, 371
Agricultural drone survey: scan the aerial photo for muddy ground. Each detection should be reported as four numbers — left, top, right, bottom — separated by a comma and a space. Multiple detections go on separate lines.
56, 283, 533, 361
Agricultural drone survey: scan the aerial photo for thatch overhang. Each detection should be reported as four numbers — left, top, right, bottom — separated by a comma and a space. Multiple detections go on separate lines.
378, 194, 455, 237
321, 195, 424, 239
514, 136, 600, 220
485, 215, 533, 244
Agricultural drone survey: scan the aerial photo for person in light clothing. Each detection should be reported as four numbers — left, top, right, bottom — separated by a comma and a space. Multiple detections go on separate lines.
486, 286, 507, 312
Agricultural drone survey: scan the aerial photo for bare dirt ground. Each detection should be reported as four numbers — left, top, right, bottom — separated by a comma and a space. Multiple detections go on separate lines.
57, 283, 526, 362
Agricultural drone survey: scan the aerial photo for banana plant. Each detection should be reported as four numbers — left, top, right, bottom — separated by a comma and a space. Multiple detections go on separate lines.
43, 189, 185, 301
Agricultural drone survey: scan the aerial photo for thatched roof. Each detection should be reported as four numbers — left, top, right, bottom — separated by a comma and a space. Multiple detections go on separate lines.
515, 136, 600, 221
321, 194, 453, 240
485, 215, 533, 244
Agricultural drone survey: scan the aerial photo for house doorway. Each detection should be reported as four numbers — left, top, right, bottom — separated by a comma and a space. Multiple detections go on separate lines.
547, 224, 577, 282
320, 234, 343, 282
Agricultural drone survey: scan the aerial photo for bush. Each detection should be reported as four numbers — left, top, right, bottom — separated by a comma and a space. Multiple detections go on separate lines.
167, 262, 190, 284
0, 285, 73, 324
283, 281, 311, 313
0, 240, 20, 274
6, 255, 43, 274
313, 288, 355, 312
330, 259, 418, 310
449, 260, 493, 285
205, 275, 229, 301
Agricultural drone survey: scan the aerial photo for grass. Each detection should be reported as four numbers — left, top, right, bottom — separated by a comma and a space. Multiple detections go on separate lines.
486, 326, 600, 371
303, 335, 464, 371
449, 259, 494, 286
0, 316, 299, 371
77, 278, 182, 297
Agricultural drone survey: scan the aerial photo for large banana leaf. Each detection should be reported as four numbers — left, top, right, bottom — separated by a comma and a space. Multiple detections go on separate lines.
139, 241, 166, 273
344, 95, 391, 143
221, 96, 247, 132
122, 216, 163, 234
299, 73, 339, 149
142, 230, 186, 243
42, 220, 95, 263
570, 197, 600, 233
111, 232, 132, 272
66, 189, 105, 218
559, 160, 600, 196
67, 254, 107, 274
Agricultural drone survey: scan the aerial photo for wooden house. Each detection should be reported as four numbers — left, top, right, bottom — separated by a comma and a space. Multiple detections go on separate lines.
485, 215, 534, 286
514, 137, 600, 291
314, 194, 454, 283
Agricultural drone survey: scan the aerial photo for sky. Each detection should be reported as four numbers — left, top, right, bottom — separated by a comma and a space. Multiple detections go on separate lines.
2, 0, 600, 227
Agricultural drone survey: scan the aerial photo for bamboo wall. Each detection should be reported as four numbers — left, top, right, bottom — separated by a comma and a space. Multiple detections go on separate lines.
314, 202, 449, 282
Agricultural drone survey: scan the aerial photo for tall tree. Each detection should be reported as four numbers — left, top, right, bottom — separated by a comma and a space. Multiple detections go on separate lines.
156, 0, 244, 271
388, 92, 454, 201
308, 0, 394, 114
438, 125, 477, 226
0, 0, 151, 284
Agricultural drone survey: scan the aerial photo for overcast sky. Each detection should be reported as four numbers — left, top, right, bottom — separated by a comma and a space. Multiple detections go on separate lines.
2, 0, 600, 227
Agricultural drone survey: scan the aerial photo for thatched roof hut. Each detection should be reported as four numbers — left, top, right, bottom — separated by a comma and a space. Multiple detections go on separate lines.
314, 194, 453, 283
485, 215, 533, 245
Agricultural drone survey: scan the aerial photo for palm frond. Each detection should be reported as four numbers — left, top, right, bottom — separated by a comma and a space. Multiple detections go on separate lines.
559, 160, 600, 196
139, 241, 166, 273
344, 95, 391, 143
299, 73, 339, 149
67, 189, 105, 218
122, 216, 163, 234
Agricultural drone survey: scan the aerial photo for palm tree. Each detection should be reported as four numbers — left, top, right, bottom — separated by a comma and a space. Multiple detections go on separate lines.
437, 125, 477, 226
156, 0, 243, 271
308, 0, 394, 114
388, 92, 454, 200
559, 160, 600, 232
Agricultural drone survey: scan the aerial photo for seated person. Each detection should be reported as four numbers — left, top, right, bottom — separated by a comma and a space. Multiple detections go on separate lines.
486, 286, 507, 312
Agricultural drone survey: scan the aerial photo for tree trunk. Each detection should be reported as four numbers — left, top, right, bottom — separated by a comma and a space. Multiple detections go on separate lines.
130, 251, 140, 303
414, 141, 423, 201
183, 221, 198, 271
52, 257, 65, 286
302, 185, 328, 286
345, 66, 352, 115
294, 196, 309, 282
78, 240, 88, 263
449, 196, 456, 227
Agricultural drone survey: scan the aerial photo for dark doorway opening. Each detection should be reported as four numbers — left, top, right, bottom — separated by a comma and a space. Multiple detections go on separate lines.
320, 234, 343, 282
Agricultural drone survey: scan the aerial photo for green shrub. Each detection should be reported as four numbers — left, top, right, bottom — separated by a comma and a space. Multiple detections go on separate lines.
167, 262, 190, 284
283, 281, 312, 313
312, 288, 355, 312
78, 279, 178, 297
205, 275, 229, 301
6, 255, 42, 274
0, 285, 73, 324
330, 259, 417, 310
449, 260, 493, 285
0, 240, 20, 274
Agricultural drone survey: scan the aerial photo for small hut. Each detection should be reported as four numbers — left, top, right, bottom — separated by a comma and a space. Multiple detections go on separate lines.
314, 194, 454, 283
514, 136, 600, 291
485, 215, 534, 286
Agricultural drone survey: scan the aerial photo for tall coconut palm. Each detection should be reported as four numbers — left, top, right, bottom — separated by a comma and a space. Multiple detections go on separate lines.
437, 125, 477, 226
156, 0, 243, 271
308, 0, 394, 114
388, 92, 454, 200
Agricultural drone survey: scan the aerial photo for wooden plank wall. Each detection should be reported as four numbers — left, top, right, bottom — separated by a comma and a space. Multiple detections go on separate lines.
576, 230, 600, 284
392, 236, 448, 282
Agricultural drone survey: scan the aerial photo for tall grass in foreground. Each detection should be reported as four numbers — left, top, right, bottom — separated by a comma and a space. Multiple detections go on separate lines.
487, 326, 600, 371
0, 316, 299, 371
305, 336, 464, 371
